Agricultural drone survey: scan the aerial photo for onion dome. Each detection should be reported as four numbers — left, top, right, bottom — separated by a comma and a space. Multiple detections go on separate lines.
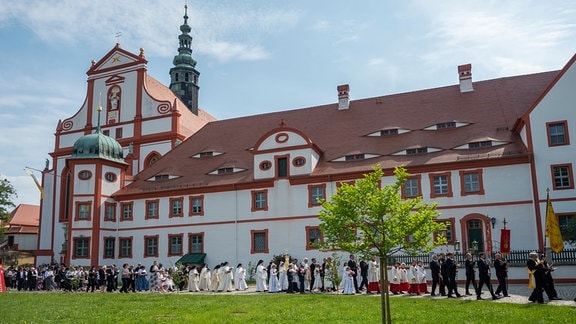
71, 106, 125, 164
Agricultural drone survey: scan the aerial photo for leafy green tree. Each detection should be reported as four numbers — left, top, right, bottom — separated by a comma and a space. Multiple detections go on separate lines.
318, 165, 446, 324
0, 178, 17, 241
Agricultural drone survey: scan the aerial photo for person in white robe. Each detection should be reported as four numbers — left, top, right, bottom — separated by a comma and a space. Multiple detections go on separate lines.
234, 263, 248, 290
198, 265, 211, 291
416, 260, 428, 293
188, 265, 199, 292
210, 265, 220, 292
255, 260, 268, 292
342, 266, 355, 294
268, 263, 280, 293
218, 262, 234, 292
278, 262, 289, 291
389, 262, 401, 294
367, 256, 380, 293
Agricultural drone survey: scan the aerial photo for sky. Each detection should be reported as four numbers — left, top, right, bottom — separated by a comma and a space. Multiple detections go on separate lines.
0, 0, 575, 208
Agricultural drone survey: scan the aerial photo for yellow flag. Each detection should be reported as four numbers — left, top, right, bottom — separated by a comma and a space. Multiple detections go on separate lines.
24, 168, 45, 199
545, 193, 563, 253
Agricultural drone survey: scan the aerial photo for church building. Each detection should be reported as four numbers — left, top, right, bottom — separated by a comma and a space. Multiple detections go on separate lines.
36, 7, 576, 268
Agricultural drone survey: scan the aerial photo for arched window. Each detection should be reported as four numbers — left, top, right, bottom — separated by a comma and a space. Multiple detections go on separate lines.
144, 152, 162, 168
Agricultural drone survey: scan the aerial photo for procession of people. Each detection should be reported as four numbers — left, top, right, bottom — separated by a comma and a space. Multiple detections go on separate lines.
1, 251, 573, 304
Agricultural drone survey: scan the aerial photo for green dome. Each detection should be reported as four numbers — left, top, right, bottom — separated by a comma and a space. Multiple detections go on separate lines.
71, 130, 125, 164
173, 53, 197, 67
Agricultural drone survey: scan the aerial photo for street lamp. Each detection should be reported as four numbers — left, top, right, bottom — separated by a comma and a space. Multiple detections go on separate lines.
454, 240, 461, 263
490, 217, 496, 229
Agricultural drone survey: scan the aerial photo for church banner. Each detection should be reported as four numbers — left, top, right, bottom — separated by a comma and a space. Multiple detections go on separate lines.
500, 228, 511, 253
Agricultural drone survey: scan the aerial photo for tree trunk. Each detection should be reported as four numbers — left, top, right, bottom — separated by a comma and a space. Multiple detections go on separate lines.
379, 253, 391, 324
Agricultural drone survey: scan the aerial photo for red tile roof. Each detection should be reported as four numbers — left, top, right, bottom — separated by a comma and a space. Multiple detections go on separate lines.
115, 70, 559, 198
8, 204, 40, 227
144, 75, 216, 137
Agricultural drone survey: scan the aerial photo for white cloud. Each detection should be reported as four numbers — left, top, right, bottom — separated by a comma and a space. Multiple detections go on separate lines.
201, 41, 269, 62
416, 1, 576, 76
1, 0, 301, 61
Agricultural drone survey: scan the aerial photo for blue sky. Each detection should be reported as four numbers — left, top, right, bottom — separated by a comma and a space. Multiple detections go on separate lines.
1, 0, 575, 207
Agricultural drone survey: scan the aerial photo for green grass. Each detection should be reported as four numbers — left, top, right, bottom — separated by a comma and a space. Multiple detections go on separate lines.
0, 292, 574, 323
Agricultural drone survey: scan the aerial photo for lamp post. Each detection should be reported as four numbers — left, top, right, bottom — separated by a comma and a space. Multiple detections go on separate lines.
490, 217, 496, 229
454, 240, 461, 265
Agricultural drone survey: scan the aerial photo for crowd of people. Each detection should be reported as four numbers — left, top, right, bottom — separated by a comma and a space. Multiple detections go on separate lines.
2, 251, 574, 303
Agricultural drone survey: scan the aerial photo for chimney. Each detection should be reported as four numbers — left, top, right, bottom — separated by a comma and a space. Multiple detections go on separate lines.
337, 84, 350, 110
458, 64, 473, 93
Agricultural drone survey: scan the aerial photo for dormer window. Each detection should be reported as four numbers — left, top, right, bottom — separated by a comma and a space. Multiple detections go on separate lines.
146, 174, 180, 181
208, 167, 245, 175
469, 141, 493, 148
392, 147, 441, 156
192, 151, 223, 158
453, 140, 506, 150
366, 128, 410, 137
423, 122, 469, 131
436, 122, 456, 129
406, 147, 428, 155
345, 154, 365, 161
332, 153, 381, 162
381, 129, 398, 135
218, 167, 234, 174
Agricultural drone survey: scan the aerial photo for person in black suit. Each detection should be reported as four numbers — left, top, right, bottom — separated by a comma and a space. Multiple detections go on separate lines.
16, 267, 27, 291
493, 253, 508, 297
347, 254, 359, 293
429, 254, 441, 296
445, 252, 461, 298
476, 252, 498, 300
439, 253, 448, 296
358, 258, 368, 291
540, 254, 561, 300
464, 253, 477, 295
527, 251, 545, 303
309, 258, 317, 292
320, 258, 326, 292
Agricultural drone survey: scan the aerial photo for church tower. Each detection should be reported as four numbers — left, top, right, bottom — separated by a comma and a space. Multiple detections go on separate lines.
169, 5, 200, 115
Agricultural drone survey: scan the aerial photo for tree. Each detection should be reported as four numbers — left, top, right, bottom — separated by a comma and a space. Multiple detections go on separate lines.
0, 178, 18, 241
318, 165, 446, 324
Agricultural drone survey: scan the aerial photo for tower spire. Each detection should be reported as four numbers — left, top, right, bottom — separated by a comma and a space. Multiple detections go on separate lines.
169, 4, 200, 115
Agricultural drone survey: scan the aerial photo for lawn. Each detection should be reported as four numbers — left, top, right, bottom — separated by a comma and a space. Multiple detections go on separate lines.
0, 292, 574, 323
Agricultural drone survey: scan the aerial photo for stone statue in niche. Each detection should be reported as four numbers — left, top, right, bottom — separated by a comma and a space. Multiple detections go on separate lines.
108, 86, 121, 110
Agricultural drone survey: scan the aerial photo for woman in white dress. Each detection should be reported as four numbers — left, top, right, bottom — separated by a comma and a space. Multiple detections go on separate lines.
268, 263, 280, 293
188, 265, 199, 292
342, 266, 355, 294
198, 265, 211, 291
278, 262, 289, 291
312, 263, 322, 292
255, 260, 268, 292
235, 263, 247, 291
210, 265, 220, 292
